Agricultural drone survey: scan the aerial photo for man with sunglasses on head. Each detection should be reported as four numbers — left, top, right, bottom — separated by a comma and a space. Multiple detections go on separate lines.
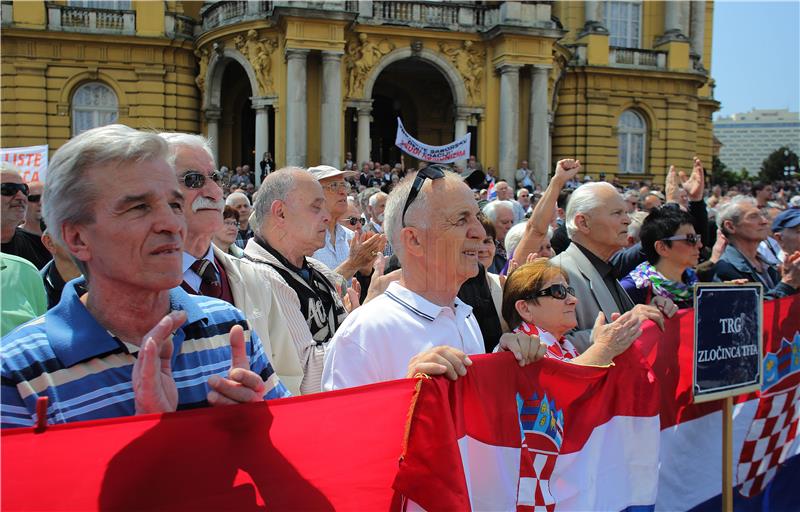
322, 165, 545, 391
158, 133, 298, 393
2, 125, 289, 429
1, 166, 50, 270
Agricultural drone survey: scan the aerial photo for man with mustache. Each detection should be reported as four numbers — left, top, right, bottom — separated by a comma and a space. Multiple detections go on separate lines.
158, 133, 298, 394
0, 167, 50, 269
1, 125, 288, 428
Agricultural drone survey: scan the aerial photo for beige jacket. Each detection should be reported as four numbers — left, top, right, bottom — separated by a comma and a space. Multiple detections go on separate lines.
213, 244, 302, 395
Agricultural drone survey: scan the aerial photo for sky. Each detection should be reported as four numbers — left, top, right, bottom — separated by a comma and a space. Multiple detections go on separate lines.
712, 0, 800, 119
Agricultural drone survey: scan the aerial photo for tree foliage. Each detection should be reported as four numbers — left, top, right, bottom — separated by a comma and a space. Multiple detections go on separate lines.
711, 156, 749, 186
760, 147, 800, 182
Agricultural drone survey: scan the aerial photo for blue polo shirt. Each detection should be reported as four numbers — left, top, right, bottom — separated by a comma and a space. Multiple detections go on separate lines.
1, 278, 289, 428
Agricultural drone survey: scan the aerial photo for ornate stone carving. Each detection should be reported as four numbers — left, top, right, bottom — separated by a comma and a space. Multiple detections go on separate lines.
438, 40, 485, 104
344, 33, 395, 98
234, 29, 278, 96
194, 46, 209, 92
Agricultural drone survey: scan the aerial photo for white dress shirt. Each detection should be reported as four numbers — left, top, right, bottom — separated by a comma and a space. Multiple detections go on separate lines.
312, 224, 354, 272
181, 245, 216, 292
322, 281, 485, 390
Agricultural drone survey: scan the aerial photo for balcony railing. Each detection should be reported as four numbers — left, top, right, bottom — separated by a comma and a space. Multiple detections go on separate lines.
165, 12, 195, 39
201, 1, 273, 32
609, 47, 667, 69
47, 3, 135, 35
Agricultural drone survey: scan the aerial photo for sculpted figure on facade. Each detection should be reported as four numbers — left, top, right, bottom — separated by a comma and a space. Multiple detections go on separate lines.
194, 46, 209, 92
234, 29, 277, 95
439, 40, 485, 104
345, 33, 395, 98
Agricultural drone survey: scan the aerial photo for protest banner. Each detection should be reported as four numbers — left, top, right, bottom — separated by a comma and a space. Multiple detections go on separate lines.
394, 117, 471, 163
0, 145, 48, 183
2, 298, 799, 511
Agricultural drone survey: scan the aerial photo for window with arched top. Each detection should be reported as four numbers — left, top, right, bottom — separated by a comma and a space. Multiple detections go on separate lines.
71, 82, 118, 136
618, 110, 647, 174
605, 1, 642, 48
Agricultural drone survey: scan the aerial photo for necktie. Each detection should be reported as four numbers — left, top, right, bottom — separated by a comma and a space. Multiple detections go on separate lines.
190, 259, 222, 298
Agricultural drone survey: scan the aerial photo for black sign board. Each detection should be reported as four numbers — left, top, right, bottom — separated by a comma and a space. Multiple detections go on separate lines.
693, 284, 763, 403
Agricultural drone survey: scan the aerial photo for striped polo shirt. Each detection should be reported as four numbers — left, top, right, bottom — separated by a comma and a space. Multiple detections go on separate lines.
1, 278, 289, 429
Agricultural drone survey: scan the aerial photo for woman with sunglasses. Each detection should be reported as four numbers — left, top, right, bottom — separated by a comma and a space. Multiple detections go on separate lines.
503, 259, 642, 366
620, 207, 701, 309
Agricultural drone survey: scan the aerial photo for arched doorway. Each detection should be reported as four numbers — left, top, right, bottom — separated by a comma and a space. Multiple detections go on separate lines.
218, 61, 255, 170
369, 59, 455, 167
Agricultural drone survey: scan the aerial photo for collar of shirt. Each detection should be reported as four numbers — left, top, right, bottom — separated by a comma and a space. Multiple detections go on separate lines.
324, 223, 352, 247
182, 245, 217, 292
383, 281, 473, 323
254, 236, 309, 274
46, 277, 208, 367
574, 241, 615, 279
370, 221, 383, 233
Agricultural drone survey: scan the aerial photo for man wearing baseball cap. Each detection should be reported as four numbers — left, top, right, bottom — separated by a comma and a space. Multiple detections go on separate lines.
772, 208, 800, 262
309, 165, 386, 285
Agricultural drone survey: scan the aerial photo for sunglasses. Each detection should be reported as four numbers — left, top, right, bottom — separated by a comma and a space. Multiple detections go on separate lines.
180, 170, 225, 189
345, 216, 365, 227
401, 165, 447, 227
661, 234, 702, 245
1, 183, 29, 197
525, 283, 576, 301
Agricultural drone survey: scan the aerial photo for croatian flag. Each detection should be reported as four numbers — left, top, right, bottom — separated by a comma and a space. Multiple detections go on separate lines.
487, 181, 497, 201
394, 348, 661, 510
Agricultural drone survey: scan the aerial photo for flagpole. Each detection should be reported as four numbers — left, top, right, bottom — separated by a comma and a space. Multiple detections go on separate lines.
722, 396, 733, 512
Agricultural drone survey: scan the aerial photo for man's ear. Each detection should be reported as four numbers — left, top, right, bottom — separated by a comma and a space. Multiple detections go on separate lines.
401, 226, 425, 258
270, 199, 284, 220
575, 212, 590, 234
61, 223, 91, 267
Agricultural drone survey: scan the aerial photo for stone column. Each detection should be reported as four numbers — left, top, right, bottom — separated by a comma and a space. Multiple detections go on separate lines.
204, 108, 222, 165
454, 107, 470, 170
528, 66, 550, 190
497, 64, 521, 184
285, 48, 309, 167
252, 97, 271, 186
690, 0, 706, 63
321, 51, 344, 168
355, 100, 372, 166
664, 0, 690, 37
581, 0, 607, 34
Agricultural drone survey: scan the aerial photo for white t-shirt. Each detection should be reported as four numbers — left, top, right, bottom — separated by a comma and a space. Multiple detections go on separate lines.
322, 281, 485, 390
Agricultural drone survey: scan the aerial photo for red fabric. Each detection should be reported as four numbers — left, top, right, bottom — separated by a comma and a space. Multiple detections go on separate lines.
1, 380, 415, 511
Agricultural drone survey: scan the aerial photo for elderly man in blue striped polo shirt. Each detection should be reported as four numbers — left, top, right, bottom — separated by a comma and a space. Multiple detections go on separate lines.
1, 125, 289, 429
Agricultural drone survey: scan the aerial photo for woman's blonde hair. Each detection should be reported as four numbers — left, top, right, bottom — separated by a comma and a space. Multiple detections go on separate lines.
501, 258, 569, 329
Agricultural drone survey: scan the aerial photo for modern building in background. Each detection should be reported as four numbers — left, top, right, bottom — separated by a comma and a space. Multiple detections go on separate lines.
1, 0, 718, 186
714, 109, 800, 174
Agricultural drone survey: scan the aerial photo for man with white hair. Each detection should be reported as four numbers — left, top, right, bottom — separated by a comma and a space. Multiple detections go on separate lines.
1, 167, 50, 269
364, 190, 394, 257
158, 132, 295, 393
482, 200, 515, 272
493, 180, 526, 222
225, 191, 253, 249
713, 196, 800, 298
245, 167, 348, 394
322, 165, 544, 390
1, 125, 288, 428
552, 182, 676, 352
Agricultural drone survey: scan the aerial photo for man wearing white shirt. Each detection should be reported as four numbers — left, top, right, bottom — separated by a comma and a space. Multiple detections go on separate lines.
322, 166, 544, 390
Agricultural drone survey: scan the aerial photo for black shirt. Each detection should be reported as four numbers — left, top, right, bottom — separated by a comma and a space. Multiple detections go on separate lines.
574, 242, 634, 314
1, 228, 51, 270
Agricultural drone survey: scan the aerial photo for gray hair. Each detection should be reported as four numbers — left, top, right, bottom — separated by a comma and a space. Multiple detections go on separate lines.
226, 191, 251, 207
627, 210, 648, 241
157, 132, 214, 162
504, 222, 527, 257
623, 189, 640, 201
482, 200, 514, 223
717, 195, 757, 234
357, 187, 380, 211
251, 166, 303, 231
565, 182, 619, 237
384, 169, 461, 264
368, 191, 388, 208
43, 124, 170, 275
0, 162, 22, 174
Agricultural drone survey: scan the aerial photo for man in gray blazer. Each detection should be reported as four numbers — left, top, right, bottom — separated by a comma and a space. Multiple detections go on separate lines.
551, 181, 678, 352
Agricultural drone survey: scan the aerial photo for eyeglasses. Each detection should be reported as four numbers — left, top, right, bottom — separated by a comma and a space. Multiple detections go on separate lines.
180, 170, 225, 189
401, 164, 447, 227
345, 216, 365, 227
1, 183, 29, 197
321, 181, 348, 193
661, 234, 702, 245
27, 194, 41, 203
223, 220, 240, 228
524, 283, 576, 301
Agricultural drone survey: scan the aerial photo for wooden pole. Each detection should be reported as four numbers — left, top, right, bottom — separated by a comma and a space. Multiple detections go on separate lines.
722, 396, 733, 512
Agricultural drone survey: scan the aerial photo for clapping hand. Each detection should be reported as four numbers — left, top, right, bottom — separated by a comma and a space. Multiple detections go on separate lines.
132, 311, 187, 415
207, 324, 267, 405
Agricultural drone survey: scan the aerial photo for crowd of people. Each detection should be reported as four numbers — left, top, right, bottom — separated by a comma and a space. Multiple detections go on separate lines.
2, 123, 799, 433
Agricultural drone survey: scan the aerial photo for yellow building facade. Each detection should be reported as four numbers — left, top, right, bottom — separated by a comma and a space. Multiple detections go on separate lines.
1, 0, 718, 186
